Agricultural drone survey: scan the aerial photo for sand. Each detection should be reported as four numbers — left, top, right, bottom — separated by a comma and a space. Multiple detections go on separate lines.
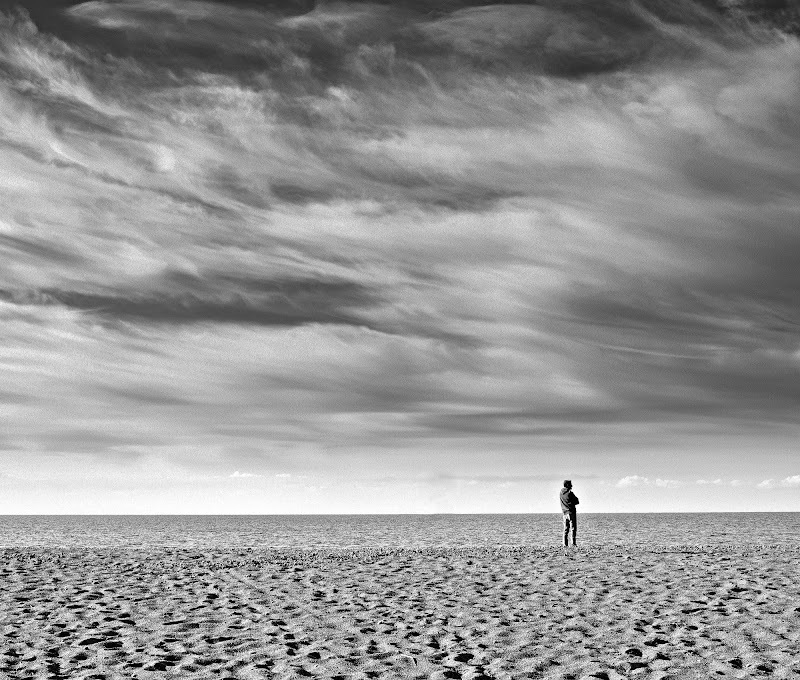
1, 546, 798, 679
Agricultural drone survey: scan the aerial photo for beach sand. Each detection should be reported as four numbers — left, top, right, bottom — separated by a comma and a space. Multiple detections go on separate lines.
1, 546, 798, 679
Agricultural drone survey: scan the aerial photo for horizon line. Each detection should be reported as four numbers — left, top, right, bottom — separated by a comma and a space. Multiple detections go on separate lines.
2, 511, 798, 516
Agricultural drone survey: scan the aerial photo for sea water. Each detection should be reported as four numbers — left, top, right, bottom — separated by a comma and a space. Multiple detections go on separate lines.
0, 514, 797, 549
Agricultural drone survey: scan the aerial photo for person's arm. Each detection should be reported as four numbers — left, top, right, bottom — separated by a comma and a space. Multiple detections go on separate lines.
571, 492, 579, 506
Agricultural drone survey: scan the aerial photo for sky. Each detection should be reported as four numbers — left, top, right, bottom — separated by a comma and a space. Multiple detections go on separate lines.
0, 0, 799, 513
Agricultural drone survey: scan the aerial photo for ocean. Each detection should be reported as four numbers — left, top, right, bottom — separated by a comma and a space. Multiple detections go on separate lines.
1, 513, 797, 549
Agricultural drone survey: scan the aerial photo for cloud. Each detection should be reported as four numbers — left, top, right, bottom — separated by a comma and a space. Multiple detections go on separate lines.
697, 478, 748, 487
616, 475, 682, 488
758, 475, 800, 489
616, 475, 648, 488
229, 470, 259, 478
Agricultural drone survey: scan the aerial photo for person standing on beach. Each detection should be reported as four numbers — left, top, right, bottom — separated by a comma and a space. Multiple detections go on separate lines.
560, 480, 579, 548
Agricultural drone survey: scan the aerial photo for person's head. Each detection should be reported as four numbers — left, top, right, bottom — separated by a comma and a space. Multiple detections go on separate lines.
563, 479, 572, 489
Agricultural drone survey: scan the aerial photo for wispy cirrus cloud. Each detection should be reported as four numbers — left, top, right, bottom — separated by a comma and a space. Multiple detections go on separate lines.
0, 277, 379, 327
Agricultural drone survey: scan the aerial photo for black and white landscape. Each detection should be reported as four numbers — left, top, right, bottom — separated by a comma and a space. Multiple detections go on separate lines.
2, 2, 800, 679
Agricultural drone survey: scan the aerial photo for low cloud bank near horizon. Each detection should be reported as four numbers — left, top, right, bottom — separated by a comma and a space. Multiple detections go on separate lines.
616, 476, 682, 489
757, 475, 800, 489
1, 0, 799, 492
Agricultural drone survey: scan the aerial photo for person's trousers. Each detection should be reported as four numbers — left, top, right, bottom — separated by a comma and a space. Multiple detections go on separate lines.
563, 511, 577, 546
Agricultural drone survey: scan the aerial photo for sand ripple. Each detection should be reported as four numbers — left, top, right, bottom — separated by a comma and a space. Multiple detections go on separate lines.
1, 546, 798, 679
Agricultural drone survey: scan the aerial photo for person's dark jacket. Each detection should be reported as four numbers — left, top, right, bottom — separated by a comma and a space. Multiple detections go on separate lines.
560, 487, 579, 514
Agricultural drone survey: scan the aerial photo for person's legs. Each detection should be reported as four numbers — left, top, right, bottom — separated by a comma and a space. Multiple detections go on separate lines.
563, 513, 571, 547
569, 511, 577, 546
